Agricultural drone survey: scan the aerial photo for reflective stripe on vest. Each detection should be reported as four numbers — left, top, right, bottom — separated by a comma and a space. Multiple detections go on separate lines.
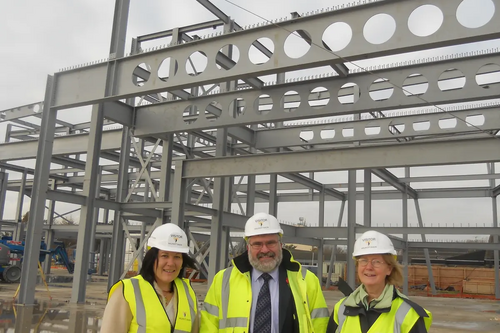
180, 278, 196, 332
336, 298, 416, 333
311, 307, 330, 319
219, 266, 248, 329
131, 279, 147, 333
125, 276, 196, 333
394, 301, 412, 333
336, 301, 346, 333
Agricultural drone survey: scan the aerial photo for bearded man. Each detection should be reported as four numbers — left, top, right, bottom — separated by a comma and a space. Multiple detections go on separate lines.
201, 212, 329, 333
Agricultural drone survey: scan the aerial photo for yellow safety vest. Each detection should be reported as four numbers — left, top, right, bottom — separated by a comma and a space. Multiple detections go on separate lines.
109, 275, 197, 333
333, 296, 432, 333
201, 263, 329, 332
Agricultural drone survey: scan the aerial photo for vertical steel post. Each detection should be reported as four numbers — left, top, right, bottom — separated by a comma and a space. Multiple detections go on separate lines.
101, 0, 131, 291
0, 171, 8, 234
488, 163, 500, 299
402, 168, 409, 295
414, 199, 436, 295
18, 75, 57, 305
317, 188, 325, 285
208, 129, 228, 282
14, 171, 27, 242
364, 169, 371, 227
71, 104, 104, 303
43, 180, 56, 274
347, 170, 357, 288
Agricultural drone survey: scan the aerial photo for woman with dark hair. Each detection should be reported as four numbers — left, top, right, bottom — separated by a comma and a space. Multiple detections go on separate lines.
101, 223, 199, 333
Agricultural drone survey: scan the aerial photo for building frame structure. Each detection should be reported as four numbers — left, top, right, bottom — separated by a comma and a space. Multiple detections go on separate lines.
0, 0, 499, 304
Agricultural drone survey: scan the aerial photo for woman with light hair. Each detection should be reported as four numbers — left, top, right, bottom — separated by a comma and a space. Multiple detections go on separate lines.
327, 230, 432, 333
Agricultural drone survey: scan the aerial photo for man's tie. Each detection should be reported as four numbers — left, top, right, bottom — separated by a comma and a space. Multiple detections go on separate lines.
254, 273, 272, 333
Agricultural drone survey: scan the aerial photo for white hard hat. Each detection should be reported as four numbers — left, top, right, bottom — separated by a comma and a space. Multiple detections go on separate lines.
352, 230, 397, 257
148, 223, 189, 253
244, 212, 283, 238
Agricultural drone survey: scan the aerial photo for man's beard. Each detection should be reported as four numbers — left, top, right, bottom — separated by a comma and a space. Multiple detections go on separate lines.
248, 248, 283, 272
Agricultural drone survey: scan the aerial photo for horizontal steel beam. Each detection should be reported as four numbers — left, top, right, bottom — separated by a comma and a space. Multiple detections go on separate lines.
0, 130, 123, 162
52, 0, 500, 109
296, 226, 500, 239
254, 107, 500, 148
0, 102, 44, 121
272, 187, 493, 202
183, 138, 500, 178
137, 19, 224, 42
408, 242, 500, 250
134, 54, 500, 135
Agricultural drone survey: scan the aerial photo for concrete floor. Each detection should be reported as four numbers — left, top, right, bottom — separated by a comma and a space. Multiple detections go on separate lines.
0, 277, 499, 332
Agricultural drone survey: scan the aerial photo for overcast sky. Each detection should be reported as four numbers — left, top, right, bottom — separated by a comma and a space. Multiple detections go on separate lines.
1, 0, 499, 241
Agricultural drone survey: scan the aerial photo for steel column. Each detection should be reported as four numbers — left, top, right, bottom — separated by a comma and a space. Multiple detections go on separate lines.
101, 0, 131, 291
88, 172, 102, 277
347, 170, 356, 288
414, 199, 437, 295
317, 188, 325, 285
246, 173, 256, 216
208, 129, 229, 282
402, 167, 409, 295
138, 221, 146, 271
14, 171, 27, 242
107, 128, 131, 290
488, 163, 500, 299
71, 104, 104, 303
171, 161, 187, 226
326, 200, 346, 289
18, 75, 57, 305
364, 169, 371, 227
42, 180, 56, 274
269, 173, 278, 216
98, 238, 109, 276
0, 171, 7, 234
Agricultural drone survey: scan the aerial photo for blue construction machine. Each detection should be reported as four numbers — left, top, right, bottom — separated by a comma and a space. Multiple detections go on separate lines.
0, 237, 74, 283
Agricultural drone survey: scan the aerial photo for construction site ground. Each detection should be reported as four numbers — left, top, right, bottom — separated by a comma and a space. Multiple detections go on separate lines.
0, 273, 499, 332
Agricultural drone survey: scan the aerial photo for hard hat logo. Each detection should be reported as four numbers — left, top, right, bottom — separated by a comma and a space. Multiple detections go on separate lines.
147, 224, 189, 253
256, 218, 267, 227
353, 231, 397, 257
362, 237, 376, 247
244, 213, 284, 238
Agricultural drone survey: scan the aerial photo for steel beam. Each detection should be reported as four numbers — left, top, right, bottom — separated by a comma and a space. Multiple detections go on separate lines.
305, 226, 500, 238
372, 168, 418, 199
183, 138, 500, 178
0, 129, 122, 162
52, 0, 500, 109
408, 242, 500, 250
281, 173, 345, 200
254, 107, 500, 149
134, 54, 500, 135
137, 19, 224, 42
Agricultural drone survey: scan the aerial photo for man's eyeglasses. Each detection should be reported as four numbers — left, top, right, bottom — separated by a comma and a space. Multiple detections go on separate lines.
356, 258, 386, 268
248, 240, 280, 250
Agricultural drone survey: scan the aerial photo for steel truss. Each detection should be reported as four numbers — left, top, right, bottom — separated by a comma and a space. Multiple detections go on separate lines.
0, 0, 499, 303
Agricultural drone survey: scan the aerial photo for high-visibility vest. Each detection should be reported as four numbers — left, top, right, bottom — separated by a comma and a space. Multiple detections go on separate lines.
109, 275, 197, 333
333, 296, 432, 333
201, 265, 329, 332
